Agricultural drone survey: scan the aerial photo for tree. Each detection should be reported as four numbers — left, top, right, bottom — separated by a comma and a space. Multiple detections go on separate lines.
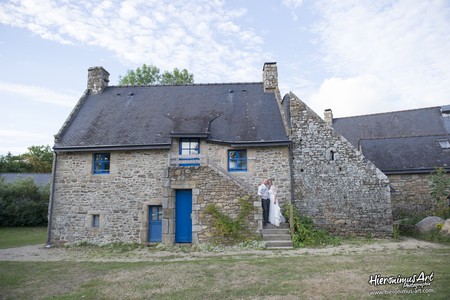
160, 68, 194, 85
0, 152, 32, 173
118, 64, 194, 86
0, 145, 53, 173
22, 145, 53, 173
428, 167, 450, 218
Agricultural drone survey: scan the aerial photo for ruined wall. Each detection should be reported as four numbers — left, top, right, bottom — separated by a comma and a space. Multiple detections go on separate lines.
50, 150, 168, 244
289, 94, 393, 237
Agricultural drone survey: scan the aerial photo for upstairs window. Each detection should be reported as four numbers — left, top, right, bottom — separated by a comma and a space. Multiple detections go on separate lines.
228, 150, 247, 172
179, 138, 200, 166
93, 153, 110, 174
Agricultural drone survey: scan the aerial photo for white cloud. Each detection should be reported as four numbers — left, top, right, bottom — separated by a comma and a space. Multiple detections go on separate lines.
0, 81, 79, 107
309, 74, 397, 117
311, 0, 450, 116
282, 0, 303, 9
0, 0, 265, 82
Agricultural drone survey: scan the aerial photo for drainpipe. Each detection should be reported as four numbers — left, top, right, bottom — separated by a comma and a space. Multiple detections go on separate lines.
288, 143, 295, 236
45, 152, 58, 248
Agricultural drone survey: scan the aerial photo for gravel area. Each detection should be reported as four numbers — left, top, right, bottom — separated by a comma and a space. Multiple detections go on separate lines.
0, 237, 447, 263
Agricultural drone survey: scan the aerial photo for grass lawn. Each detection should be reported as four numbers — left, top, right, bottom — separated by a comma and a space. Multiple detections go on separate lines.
1, 227, 449, 299
1, 246, 449, 299
0, 227, 47, 249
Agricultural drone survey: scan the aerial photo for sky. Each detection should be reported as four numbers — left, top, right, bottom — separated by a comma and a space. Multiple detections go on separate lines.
0, 0, 449, 155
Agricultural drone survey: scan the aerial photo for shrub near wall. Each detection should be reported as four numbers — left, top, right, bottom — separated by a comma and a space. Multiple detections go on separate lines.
0, 177, 50, 226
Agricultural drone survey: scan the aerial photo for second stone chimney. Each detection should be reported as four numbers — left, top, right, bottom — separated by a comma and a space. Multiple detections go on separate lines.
87, 66, 110, 94
324, 109, 333, 126
263, 62, 278, 92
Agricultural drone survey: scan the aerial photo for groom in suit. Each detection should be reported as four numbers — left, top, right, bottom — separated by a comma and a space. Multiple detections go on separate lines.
257, 179, 270, 225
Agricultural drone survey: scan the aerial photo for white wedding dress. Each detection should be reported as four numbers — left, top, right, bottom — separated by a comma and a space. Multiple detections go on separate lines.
268, 186, 285, 226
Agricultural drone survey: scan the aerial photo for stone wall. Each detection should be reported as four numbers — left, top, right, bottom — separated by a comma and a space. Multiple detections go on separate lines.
204, 143, 291, 206
288, 93, 393, 237
389, 173, 450, 219
163, 166, 261, 244
50, 150, 168, 244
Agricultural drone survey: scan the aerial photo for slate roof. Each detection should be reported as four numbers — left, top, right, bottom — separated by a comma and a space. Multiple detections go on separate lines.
332, 106, 450, 174
54, 83, 290, 151
0, 173, 52, 186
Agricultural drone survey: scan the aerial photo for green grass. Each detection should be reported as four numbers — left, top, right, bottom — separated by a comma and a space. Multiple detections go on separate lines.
0, 227, 47, 249
0, 247, 449, 299
0, 227, 449, 299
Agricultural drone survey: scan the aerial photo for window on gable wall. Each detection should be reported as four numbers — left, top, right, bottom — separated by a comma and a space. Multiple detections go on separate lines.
93, 153, 110, 174
228, 150, 247, 172
92, 214, 100, 227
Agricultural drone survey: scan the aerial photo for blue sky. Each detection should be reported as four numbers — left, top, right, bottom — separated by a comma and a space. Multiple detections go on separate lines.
1, 0, 449, 155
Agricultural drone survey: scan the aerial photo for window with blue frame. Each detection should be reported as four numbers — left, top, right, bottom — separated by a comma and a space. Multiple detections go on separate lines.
228, 150, 247, 171
93, 153, 110, 174
179, 138, 200, 166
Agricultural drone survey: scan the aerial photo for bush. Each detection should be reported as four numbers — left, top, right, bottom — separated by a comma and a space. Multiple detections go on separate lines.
428, 167, 450, 218
0, 177, 50, 226
284, 204, 341, 247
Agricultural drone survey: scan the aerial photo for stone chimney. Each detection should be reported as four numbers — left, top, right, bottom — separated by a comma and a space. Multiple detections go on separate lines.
263, 62, 278, 92
87, 66, 110, 94
324, 109, 333, 126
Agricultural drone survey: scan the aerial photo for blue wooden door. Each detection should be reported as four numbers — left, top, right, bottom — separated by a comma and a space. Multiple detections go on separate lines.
148, 206, 162, 242
175, 189, 192, 243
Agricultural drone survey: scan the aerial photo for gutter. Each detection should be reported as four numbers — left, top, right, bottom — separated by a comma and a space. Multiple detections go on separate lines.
45, 152, 58, 248
382, 167, 450, 175
207, 138, 291, 147
53, 143, 172, 152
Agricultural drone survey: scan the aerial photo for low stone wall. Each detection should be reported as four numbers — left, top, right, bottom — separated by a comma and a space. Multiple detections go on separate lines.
389, 173, 450, 219
288, 94, 393, 237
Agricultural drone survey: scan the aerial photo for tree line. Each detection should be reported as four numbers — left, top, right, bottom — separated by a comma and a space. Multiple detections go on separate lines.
0, 145, 53, 173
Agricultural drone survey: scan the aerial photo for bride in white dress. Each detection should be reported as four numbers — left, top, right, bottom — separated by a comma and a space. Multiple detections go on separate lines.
268, 180, 285, 226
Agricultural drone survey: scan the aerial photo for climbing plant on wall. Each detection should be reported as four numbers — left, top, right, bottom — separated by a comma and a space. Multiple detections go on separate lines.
205, 196, 256, 245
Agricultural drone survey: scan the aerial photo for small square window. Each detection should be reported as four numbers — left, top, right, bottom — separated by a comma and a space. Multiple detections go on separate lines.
93, 153, 110, 174
228, 150, 247, 172
92, 214, 100, 227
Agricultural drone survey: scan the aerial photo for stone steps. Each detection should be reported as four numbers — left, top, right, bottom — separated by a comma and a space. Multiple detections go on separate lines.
262, 223, 293, 249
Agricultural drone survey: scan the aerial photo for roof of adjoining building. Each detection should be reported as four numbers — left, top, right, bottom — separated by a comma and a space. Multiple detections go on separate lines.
332, 106, 450, 173
0, 173, 52, 186
54, 83, 290, 151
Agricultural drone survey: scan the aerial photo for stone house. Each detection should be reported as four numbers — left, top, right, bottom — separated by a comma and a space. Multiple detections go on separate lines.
47, 63, 392, 245
327, 106, 450, 219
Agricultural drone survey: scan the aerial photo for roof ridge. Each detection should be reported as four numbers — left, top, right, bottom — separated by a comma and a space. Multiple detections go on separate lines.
334, 105, 443, 120
359, 133, 450, 141
107, 82, 263, 88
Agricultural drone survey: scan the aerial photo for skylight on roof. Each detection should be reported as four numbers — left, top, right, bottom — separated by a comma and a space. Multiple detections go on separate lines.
441, 105, 450, 117
437, 139, 450, 149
